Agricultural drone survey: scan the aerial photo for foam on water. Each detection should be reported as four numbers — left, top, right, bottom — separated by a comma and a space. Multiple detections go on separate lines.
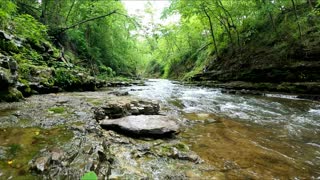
127, 79, 320, 137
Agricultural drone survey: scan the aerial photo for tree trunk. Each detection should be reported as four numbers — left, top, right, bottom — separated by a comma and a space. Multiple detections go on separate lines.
291, 0, 303, 41
56, 10, 118, 35
216, 0, 241, 51
215, 14, 234, 52
202, 6, 219, 58
308, 0, 312, 9
65, 0, 76, 25
262, 0, 277, 34
307, 0, 316, 9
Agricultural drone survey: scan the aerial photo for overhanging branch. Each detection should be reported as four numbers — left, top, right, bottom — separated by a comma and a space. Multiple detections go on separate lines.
55, 10, 118, 35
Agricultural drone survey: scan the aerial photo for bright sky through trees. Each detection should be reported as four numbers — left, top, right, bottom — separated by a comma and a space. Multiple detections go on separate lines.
122, 0, 180, 29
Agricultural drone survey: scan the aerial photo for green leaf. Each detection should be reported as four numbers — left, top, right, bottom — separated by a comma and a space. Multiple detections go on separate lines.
81, 171, 98, 180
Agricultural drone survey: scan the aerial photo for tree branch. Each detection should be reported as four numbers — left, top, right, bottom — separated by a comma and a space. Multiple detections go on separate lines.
65, 0, 76, 25
57, 10, 118, 34
114, 12, 141, 29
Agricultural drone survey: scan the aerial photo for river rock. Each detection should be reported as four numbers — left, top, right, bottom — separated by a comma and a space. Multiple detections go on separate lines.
51, 148, 64, 161
33, 156, 50, 172
100, 115, 179, 137
108, 91, 129, 96
94, 100, 160, 120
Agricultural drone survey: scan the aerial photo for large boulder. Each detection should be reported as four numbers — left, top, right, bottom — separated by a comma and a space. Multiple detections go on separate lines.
0, 54, 23, 102
100, 115, 179, 137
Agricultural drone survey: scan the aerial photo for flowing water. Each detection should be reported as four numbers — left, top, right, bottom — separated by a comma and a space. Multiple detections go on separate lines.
126, 79, 320, 179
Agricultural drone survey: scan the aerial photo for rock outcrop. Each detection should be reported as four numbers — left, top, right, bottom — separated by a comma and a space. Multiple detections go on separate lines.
0, 53, 23, 102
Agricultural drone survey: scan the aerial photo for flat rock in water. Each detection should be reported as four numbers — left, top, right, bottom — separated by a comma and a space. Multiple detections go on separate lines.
100, 115, 179, 137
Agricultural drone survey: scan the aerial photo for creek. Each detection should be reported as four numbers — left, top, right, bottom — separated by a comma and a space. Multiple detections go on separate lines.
126, 79, 320, 178
0, 79, 319, 179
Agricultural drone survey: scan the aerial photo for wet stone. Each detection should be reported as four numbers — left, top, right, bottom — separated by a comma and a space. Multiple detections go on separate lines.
93, 100, 160, 120
33, 156, 50, 172
100, 115, 179, 138
51, 148, 64, 161
170, 147, 203, 164
108, 91, 129, 96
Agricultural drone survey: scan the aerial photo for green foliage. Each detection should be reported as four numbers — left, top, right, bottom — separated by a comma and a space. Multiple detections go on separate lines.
81, 171, 98, 180
14, 48, 44, 65
54, 68, 81, 87
99, 65, 115, 77
0, 0, 16, 29
140, 0, 320, 79
60, 0, 139, 76
0, 40, 19, 53
13, 14, 48, 46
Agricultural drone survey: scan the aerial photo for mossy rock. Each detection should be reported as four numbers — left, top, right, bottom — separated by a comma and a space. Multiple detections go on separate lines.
0, 40, 19, 53
53, 67, 97, 91
0, 88, 23, 102
17, 78, 32, 97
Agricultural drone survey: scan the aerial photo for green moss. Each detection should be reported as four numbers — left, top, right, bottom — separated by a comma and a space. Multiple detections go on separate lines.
159, 145, 171, 154
17, 78, 32, 96
19, 63, 50, 79
13, 53, 28, 64
86, 98, 104, 106
48, 106, 65, 114
0, 88, 23, 102
174, 142, 189, 152
0, 40, 19, 53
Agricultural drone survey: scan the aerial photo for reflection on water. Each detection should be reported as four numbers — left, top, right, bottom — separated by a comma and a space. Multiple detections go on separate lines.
127, 79, 320, 178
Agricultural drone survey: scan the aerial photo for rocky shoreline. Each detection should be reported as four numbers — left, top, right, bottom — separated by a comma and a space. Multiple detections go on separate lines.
0, 85, 205, 179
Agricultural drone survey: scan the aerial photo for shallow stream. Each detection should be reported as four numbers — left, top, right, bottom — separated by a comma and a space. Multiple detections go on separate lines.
126, 79, 320, 178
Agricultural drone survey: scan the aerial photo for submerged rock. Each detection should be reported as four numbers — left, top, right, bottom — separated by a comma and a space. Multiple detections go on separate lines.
100, 115, 179, 137
221, 89, 264, 96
